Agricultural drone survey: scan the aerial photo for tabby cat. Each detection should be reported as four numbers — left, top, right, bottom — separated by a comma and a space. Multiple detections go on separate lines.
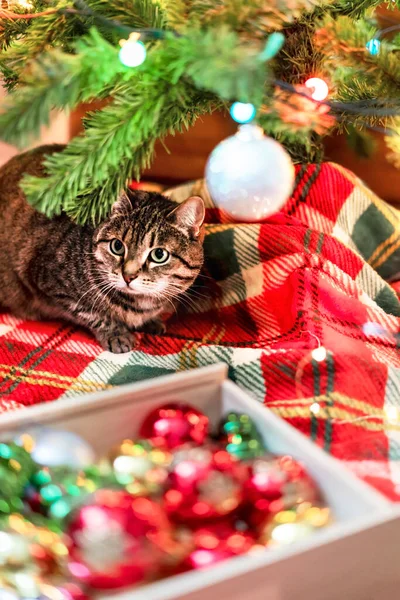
0, 145, 205, 353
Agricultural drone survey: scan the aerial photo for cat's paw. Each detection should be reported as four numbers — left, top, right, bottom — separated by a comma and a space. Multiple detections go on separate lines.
141, 319, 167, 336
104, 334, 138, 354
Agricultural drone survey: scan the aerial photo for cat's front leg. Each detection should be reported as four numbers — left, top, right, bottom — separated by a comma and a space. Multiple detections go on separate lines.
91, 320, 138, 354
140, 318, 167, 336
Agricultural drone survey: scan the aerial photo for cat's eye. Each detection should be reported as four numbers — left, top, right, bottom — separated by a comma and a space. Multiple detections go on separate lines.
109, 238, 125, 256
149, 248, 170, 264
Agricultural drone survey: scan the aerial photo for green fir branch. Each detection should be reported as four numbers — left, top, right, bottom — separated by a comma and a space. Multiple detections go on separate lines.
12, 25, 268, 220
0, 30, 133, 147
1, 0, 400, 223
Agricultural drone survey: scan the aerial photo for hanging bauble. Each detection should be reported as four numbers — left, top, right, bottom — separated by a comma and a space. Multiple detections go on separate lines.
15, 427, 95, 469
205, 124, 295, 222
164, 445, 247, 522
65, 490, 172, 590
139, 403, 209, 449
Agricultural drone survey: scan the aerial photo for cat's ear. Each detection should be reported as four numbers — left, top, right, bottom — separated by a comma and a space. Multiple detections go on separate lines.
169, 196, 205, 238
111, 190, 132, 215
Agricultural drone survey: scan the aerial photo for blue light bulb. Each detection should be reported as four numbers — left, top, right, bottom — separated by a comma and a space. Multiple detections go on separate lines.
230, 102, 256, 124
366, 39, 381, 56
119, 40, 147, 67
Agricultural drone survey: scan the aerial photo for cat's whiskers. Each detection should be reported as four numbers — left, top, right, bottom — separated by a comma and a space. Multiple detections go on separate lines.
75, 273, 116, 308
151, 290, 177, 316
167, 282, 204, 302
86, 281, 117, 319
195, 272, 214, 281
159, 287, 199, 313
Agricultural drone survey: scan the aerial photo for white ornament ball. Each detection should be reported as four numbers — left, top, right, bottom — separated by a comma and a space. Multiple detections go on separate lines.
15, 426, 95, 468
205, 124, 295, 222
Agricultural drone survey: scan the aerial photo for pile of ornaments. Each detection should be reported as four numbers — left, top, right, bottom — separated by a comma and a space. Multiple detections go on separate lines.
0, 403, 331, 599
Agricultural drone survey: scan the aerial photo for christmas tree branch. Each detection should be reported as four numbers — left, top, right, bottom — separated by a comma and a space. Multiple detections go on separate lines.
1, 0, 400, 224
0, 29, 132, 146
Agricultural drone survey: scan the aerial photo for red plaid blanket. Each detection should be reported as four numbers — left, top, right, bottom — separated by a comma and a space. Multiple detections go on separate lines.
1, 163, 399, 500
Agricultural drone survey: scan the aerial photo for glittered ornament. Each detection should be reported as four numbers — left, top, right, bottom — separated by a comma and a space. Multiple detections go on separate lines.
0, 530, 32, 567
205, 124, 295, 222
164, 445, 247, 522
140, 402, 209, 449
15, 427, 95, 469
108, 439, 171, 496
66, 490, 172, 589
0, 513, 69, 598
259, 502, 331, 547
218, 412, 266, 460
0, 590, 20, 600
27, 465, 119, 521
180, 521, 256, 571
55, 582, 90, 600
0, 442, 36, 514
242, 455, 318, 528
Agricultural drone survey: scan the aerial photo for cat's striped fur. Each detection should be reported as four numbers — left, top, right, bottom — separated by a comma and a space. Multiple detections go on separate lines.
0, 146, 205, 353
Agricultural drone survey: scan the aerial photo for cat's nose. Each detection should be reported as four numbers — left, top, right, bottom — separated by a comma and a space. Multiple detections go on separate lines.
123, 272, 138, 284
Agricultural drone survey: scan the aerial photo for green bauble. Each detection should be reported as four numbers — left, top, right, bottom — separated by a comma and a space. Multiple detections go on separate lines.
218, 412, 267, 460
0, 442, 37, 514
28, 464, 120, 522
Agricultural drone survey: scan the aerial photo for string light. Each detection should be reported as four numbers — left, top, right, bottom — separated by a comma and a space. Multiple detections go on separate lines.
119, 33, 147, 68
259, 32, 285, 61
366, 39, 381, 56
311, 346, 327, 362
305, 78, 329, 101
13, 0, 34, 8
385, 405, 399, 425
310, 402, 321, 415
230, 102, 256, 124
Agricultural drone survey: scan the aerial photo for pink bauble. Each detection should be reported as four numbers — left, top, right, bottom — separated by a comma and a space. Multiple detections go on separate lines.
139, 403, 209, 449
164, 445, 248, 521
243, 455, 318, 527
183, 521, 256, 570
66, 490, 170, 590
57, 583, 90, 600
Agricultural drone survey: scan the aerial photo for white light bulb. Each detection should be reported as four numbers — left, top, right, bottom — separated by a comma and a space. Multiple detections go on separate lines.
119, 40, 147, 68
305, 77, 329, 101
385, 405, 398, 424
311, 346, 327, 362
310, 402, 321, 415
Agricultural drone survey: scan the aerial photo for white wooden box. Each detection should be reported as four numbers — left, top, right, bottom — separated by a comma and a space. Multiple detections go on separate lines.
1, 364, 399, 600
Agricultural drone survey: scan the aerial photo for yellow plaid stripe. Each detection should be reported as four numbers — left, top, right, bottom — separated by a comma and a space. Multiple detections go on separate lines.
269, 392, 400, 432
0, 364, 112, 393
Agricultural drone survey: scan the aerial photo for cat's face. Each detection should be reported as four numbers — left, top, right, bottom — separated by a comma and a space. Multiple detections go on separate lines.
93, 190, 205, 303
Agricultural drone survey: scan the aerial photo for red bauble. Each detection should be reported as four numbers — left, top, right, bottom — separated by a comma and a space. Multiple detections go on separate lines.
182, 522, 256, 570
139, 403, 209, 449
243, 455, 318, 527
65, 490, 171, 590
164, 445, 247, 522
57, 583, 90, 600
